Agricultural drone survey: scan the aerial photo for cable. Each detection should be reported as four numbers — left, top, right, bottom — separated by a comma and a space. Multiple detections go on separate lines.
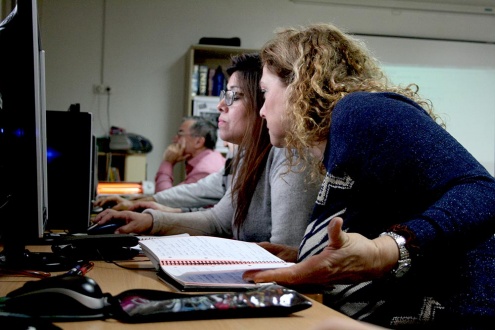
106, 89, 111, 136
0, 194, 12, 209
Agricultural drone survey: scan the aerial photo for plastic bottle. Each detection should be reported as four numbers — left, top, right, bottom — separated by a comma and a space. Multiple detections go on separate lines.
211, 66, 225, 97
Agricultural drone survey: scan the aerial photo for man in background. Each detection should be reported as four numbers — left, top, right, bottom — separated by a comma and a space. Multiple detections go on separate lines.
155, 116, 225, 192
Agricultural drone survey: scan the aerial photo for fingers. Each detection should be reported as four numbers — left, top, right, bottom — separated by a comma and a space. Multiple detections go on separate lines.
94, 196, 116, 207
164, 143, 187, 163
256, 242, 298, 262
326, 217, 346, 250
256, 242, 281, 252
243, 258, 315, 285
93, 209, 120, 225
114, 212, 153, 234
178, 139, 186, 150
243, 217, 347, 286
128, 201, 152, 211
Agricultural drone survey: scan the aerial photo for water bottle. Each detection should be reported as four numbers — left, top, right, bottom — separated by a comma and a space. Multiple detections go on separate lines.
211, 66, 225, 97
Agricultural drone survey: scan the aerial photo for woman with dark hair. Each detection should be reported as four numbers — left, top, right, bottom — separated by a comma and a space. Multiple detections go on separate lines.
94, 53, 319, 247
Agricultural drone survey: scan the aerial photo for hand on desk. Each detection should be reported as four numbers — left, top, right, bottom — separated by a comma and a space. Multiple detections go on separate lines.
257, 242, 298, 262
128, 201, 182, 213
93, 209, 153, 234
94, 195, 154, 211
94, 195, 129, 210
243, 217, 397, 286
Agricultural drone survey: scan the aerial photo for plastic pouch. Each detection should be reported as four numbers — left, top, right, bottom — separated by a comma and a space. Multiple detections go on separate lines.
110, 285, 312, 323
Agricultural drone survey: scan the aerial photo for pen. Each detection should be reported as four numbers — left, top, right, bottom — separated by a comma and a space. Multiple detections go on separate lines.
0, 267, 51, 278
66, 264, 81, 275
76, 262, 94, 276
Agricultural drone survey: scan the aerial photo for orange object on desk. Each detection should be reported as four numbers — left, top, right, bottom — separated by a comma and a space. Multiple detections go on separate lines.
97, 182, 143, 195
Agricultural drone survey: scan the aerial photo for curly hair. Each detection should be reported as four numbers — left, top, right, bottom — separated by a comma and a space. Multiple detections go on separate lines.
261, 23, 442, 177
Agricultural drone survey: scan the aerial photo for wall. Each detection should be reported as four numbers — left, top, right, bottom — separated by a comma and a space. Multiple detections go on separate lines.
39, 0, 495, 182
358, 35, 495, 174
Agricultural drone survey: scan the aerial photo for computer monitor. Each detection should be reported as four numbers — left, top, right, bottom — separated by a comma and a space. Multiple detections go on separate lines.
0, 0, 58, 270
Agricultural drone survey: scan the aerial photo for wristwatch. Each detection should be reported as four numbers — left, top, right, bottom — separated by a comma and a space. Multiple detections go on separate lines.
380, 231, 411, 278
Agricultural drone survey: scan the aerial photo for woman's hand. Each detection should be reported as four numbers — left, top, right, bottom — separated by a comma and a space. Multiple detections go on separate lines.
128, 201, 182, 213
93, 195, 130, 210
257, 242, 298, 262
243, 217, 399, 286
93, 209, 153, 234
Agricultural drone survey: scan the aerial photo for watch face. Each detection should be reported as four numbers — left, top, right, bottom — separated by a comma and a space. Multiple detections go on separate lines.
394, 262, 411, 278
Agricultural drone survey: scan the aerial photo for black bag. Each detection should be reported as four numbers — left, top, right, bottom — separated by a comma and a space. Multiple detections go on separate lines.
51, 234, 140, 261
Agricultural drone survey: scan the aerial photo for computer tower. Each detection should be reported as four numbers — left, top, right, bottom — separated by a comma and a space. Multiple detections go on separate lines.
46, 110, 94, 233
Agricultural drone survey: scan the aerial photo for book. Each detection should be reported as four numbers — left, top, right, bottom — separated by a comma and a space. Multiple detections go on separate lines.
197, 65, 209, 96
139, 236, 294, 292
191, 64, 199, 97
207, 67, 215, 96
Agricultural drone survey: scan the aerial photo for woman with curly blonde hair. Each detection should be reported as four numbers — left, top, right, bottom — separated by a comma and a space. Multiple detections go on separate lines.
261, 23, 440, 177
245, 23, 495, 329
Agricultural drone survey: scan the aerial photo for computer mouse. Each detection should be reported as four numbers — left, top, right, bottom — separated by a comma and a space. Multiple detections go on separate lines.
87, 219, 127, 235
92, 199, 117, 214
5, 274, 110, 317
91, 205, 104, 214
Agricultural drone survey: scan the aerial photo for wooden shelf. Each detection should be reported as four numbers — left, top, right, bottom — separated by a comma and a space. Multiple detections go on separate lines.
98, 152, 147, 182
184, 44, 258, 116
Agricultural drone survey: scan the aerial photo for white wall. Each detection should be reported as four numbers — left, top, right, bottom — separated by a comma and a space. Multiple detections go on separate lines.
39, 0, 495, 181
358, 35, 495, 175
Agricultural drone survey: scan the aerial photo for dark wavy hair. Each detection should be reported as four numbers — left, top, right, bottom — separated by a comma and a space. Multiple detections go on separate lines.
226, 53, 271, 232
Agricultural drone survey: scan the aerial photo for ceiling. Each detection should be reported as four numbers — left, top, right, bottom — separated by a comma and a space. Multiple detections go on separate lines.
407, 0, 495, 5
291, 0, 495, 15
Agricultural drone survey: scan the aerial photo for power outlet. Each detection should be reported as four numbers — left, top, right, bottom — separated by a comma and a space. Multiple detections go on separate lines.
93, 84, 112, 94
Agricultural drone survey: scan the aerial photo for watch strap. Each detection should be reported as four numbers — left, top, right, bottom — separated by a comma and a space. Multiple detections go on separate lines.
380, 231, 411, 278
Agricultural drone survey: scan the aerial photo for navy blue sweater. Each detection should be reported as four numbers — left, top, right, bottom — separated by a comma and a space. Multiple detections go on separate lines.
298, 92, 495, 328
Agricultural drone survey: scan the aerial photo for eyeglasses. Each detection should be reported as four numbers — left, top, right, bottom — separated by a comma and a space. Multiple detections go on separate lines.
219, 90, 241, 106
176, 131, 195, 137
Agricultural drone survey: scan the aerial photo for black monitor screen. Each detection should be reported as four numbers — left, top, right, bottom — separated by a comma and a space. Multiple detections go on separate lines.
0, 0, 72, 271
0, 0, 47, 244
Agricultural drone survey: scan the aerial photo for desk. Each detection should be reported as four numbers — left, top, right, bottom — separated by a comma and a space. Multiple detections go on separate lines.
0, 245, 350, 329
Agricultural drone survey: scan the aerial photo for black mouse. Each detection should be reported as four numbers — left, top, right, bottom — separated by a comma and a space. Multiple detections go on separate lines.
5, 274, 110, 317
87, 219, 126, 235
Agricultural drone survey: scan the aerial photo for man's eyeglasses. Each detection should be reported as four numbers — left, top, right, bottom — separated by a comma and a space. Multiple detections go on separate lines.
176, 131, 196, 137
219, 90, 240, 106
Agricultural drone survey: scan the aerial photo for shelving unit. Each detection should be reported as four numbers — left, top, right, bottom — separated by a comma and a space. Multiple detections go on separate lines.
184, 44, 259, 116
97, 152, 147, 182
184, 44, 258, 155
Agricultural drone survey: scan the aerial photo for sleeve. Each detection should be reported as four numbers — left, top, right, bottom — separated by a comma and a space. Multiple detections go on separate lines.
144, 203, 232, 238
267, 149, 319, 247
154, 160, 174, 192
331, 93, 495, 255
181, 152, 226, 185
153, 168, 226, 208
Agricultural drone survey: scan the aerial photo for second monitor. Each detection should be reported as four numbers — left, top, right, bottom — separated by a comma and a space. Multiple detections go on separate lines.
46, 110, 96, 233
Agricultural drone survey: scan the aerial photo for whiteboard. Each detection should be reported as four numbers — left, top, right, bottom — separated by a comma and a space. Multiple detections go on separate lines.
357, 35, 495, 175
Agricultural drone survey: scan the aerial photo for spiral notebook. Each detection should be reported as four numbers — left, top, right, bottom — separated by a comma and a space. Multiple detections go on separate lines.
139, 236, 294, 291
